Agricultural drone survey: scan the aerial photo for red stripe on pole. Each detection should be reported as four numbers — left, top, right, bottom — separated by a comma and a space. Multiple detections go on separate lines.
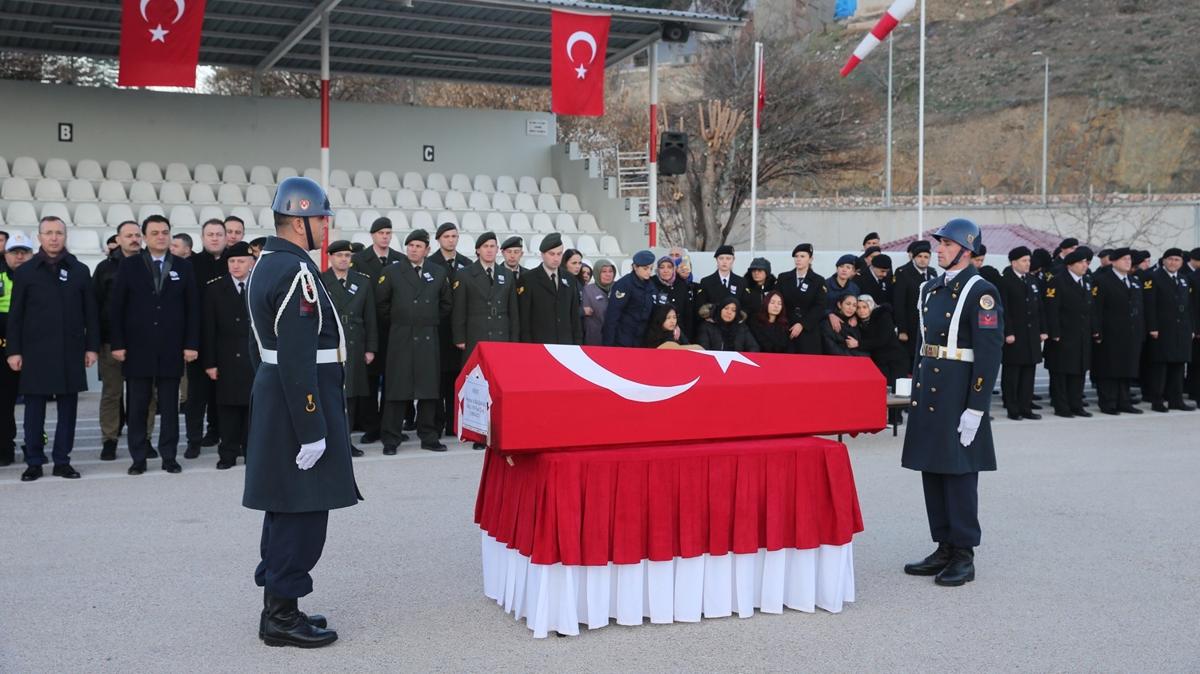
649, 103, 658, 162
871, 12, 899, 40
839, 55, 862, 78
320, 80, 330, 148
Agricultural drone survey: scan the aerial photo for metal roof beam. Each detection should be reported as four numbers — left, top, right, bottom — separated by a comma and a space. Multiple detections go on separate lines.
331, 5, 647, 41
256, 0, 344, 75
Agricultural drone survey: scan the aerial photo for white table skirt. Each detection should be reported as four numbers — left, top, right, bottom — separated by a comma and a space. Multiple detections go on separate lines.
481, 532, 856, 638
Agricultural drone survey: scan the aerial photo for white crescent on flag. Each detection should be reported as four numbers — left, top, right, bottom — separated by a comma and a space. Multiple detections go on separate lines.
139, 0, 187, 24
565, 31, 597, 65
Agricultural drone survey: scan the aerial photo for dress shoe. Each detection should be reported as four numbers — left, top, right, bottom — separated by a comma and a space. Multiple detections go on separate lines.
20, 465, 43, 482
403, 420, 417, 432
52, 464, 81, 479
201, 433, 220, 447
145, 445, 159, 459
1030, 402, 1043, 410
1032, 393, 1043, 401
100, 439, 118, 461
1151, 402, 1169, 413
473, 442, 486, 450
382, 445, 397, 456
359, 431, 380, 444
128, 462, 147, 475
350, 446, 364, 457
1100, 408, 1120, 416
1081, 400, 1090, 407
421, 441, 448, 452
1119, 406, 1144, 414
903, 543, 952, 576
1070, 409, 1093, 418
1130, 396, 1142, 405
1006, 412, 1022, 421
1021, 412, 1042, 420
1169, 401, 1196, 412
216, 460, 236, 470
259, 591, 327, 638
1053, 411, 1074, 418
934, 547, 975, 586
260, 594, 338, 648
162, 461, 183, 474
184, 443, 201, 459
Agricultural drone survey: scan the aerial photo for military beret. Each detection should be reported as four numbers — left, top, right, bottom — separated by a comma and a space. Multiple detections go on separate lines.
1097, 249, 1111, 259
106, 234, 118, 245
350, 242, 365, 253
870, 254, 893, 270
1132, 249, 1151, 264
501, 236, 523, 251
1161, 247, 1185, 260
435, 222, 457, 239
1008, 246, 1031, 262
862, 245, 881, 258
747, 257, 771, 273
405, 228, 429, 246
1059, 237, 1079, 250
370, 217, 393, 233
249, 236, 268, 249
1063, 246, 1093, 265
836, 254, 858, 268
474, 231, 497, 250
908, 240, 932, 255
226, 241, 255, 258
792, 243, 813, 257
862, 232, 880, 245
973, 244, 988, 258
327, 239, 352, 255
1108, 247, 1132, 261
1189, 248, 1200, 261
714, 244, 735, 258
1030, 248, 1052, 270
539, 232, 563, 253
632, 250, 656, 266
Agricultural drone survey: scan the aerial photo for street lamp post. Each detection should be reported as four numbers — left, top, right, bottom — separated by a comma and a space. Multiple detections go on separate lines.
1032, 51, 1049, 205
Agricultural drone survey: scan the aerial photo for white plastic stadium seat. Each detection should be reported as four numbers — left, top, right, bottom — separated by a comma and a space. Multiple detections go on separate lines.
303, 168, 321, 181
599, 235, 622, 256
450, 174, 472, 193
555, 213, 578, 233
491, 193, 515, 212
217, 184, 245, 205
335, 209, 359, 230
75, 159, 104, 181
12, 157, 41, 179
378, 171, 401, 190
468, 192, 491, 212
169, 205, 199, 227
410, 210, 434, 231
353, 171, 377, 190
137, 204, 166, 223
259, 208, 275, 230
456, 233, 475, 256
576, 234, 599, 256
495, 175, 517, 194
74, 203, 105, 228
98, 180, 129, 203
358, 210, 382, 231
0, 156, 10, 178
387, 189, 415, 210
34, 178, 65, 201
44, 158, 73, 181
537, 194, 560, 213
351, 232, 373, 247
135, 161, 163, 183
560, 234, 574, 250
165, 162, 192, 183
473, 174, 495, 193
5, 202, 38, 227
106, 204, 136, 227
539, 177, 561, 196
402, 172, 425, 191
222, 165, 248, 185
435, 211, 458, 227
229, 206, 257, 229
560, 194, 582, 212
326, 187, 344, 208
383, 211, 410, 231
484, 212, 508, 233
426, 173, 448, 191
529, 234, 544, 253
198, 206, 226, 223
250, 166, 275, 186
158, 182, 188, 204
2, 177, 32, 200
577, 213, 601, 233
518, 176, 539, 194
130, 180, 159, 203
40, 202, 71, 222
514, 193, 537, 213
444, 190, 468, 211
370, 188, 395, 209
460, 212, 484, 233
531, 213, 554, 234
329, 169, 351, 189
419, 190, 443, 210
106, 160, 134, 182
344, 188, 369, 208
276, 167, 299, 181
245, 184, 272, 206
67, 229, 101, 253
188, 164, 216, 185
508, 213, 533, 233
188, 183, 217, 204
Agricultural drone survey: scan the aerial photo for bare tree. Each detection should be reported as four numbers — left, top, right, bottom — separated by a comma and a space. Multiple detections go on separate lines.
1028, 189, 1186, 250
0, 52, 117, 86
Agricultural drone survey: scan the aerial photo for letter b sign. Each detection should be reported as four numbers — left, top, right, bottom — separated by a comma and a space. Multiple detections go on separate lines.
58, 123, 74, 142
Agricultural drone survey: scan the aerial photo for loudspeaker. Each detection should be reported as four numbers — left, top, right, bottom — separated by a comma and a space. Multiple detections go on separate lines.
658, 132, 688, 176
661, 22, 690, 43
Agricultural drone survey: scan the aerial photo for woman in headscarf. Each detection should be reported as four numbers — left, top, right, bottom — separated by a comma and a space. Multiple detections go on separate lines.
651, 255, 694, 339
582, 258, 616, 346
749, 291, 790, 354
821, 292, 867, 356
697, 297, 759, 352
578, 261, 593, 287
855, 294, 909, 425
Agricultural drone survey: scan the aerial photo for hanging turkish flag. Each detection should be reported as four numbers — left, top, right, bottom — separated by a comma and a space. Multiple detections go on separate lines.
550, 10, 611, 117
118, 0, 207, 87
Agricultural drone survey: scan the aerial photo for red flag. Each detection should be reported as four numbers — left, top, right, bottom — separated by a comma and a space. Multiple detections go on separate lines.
551, 10, 611, 117
119, 0, 207, 87
755, 48, 766, 129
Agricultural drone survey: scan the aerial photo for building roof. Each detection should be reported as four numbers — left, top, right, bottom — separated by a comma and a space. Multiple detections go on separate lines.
0, 0, 743, 87
880, 224, 1081, 255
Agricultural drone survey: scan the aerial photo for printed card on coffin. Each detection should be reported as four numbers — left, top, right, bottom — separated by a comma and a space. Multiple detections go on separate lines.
456, 342, 886, 452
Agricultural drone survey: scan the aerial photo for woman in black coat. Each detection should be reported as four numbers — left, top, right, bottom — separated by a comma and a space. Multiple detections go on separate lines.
697, 297, 759, 352
643, 305, 691, 348
821, 292, 867, 356
749, 291, 791, 354
855, 295, 909, 384
776, 244, 828, 355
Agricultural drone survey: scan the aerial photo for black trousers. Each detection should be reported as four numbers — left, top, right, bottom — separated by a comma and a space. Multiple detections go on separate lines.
435, 368, 458, 435
922, 471, 980, 548
360, 360, 384, 435
1187, 341, 1200, 400
0, 363, 19, 460
254, 510, 329, 599
184, 360, 218, 444
128, 377, 180, 463
22, 393, 78, 467
1049, 372, 1085, 414
1001, 363, 1035, 415
1095, 377, 1132, 412
1144, 362, 1186, 406
382, 399, 437, 446
216, 404, 248, 464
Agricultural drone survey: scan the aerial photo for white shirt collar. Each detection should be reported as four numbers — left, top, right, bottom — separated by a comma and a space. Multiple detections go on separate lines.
1069, 270, 1083, 283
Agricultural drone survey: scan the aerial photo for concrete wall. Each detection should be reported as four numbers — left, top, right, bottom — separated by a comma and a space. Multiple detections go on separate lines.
0, 80, 556, 179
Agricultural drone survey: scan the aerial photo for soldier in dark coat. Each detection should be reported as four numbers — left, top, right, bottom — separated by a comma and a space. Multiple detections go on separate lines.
426, 222, 473, 437
202, 242, 256, 469
1043, 247, 1096, 417
998, 246, 1047, 420
603, 250, 658, 347
857, 253, 895, 309
321, 240, 378, 457
775, 243, 828, 355
452, 232, 519, 359
518, 232, 581, 345
972, 245, 1004, 288
5, 219, 100, 481
376, 228, 453, 453
350, 217, 404, 444
244, 177, 358, 649
1091, 248, 1146, 414
1142, 248, 1196, 411
825, 254, 861, 313
894, 241, 939, 365
110, 215, 200, 475
694, 244, 750, 321
1186, 249, 1200, 402
902, 219, 1003, 588
500, 236, 527, 281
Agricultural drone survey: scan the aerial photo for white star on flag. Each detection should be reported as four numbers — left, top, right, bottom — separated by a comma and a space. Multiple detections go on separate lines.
692, 350, 759, 373
149, 24, 169, 42
574, 64, 588, 79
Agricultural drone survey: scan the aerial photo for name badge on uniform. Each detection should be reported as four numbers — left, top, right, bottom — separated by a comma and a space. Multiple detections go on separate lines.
800, 282, 809, 292
348, 283, 358, 295
657, 293, 668, 304
615, 290, 626, 299
562, 277, 570, 287
497, 275, 506, 285
423, 272, 434, 283
169, 270, 180, 281
59, 269, 69, 282
457, 263, 465, 270
729, 284, 738, 293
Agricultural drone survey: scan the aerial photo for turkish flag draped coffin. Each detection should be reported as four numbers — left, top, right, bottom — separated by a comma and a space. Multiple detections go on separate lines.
456, 343, 886, 453
119, 0, 207, 87
550, 10, 611, 117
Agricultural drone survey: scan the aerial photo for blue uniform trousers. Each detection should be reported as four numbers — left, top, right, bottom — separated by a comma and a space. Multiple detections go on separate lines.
22, 393, 77, 467
255, 510, 329, 598
922, 471, 981, 548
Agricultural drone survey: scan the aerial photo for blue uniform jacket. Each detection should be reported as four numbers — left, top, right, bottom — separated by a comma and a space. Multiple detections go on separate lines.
602, 273, 655, 347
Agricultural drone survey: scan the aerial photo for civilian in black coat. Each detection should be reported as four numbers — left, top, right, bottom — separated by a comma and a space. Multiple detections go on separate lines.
1043, 248, 1096, 417
184, 219, 229, 452
854, 297, 908, 384
893, 241, 939, 365
998, 248, 1047, 420
1142, 249, 1196, 411
742, 257, 776, 318
1091, 248, 1146, 414
748, 291, 791, 354
775, 244, 827, 355
110, 215, 200, 474
821, 292, 868, 356
203, 243, 257, 469
5, 218, 100, 481
696, 298, 759, 352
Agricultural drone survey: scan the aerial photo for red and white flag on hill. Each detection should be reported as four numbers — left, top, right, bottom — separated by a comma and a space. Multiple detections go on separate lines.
840, 0, 915, 77
119, 0, 207, 87
551, 10, 611, 116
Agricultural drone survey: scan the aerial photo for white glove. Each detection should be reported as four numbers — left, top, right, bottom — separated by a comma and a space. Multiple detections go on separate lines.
296, 438, 327, 470
957, 410, 982, 447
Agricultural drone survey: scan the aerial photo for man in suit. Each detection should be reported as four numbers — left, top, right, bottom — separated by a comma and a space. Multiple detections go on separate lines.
426, 222, 472, 438
223, 214, 246, 245
202, 242, 256, 469
1142, 248, 1195, 412
1043, 247, 1096, 417
185, 218, 228, 457
350, 217, 404, 444
6, 217, 101, 482
376, 229, 453, 453
518, 232, 581, 345
998, 246, 1047, 420
1091, 247, 1145, 415
500, 236, 527, 280
110, 214, 200, 475
893, 240, 939, 366
694, 244, 749, 318
321, 240, 377, 457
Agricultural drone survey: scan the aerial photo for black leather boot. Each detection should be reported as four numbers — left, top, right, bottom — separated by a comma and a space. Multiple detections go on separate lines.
903, 543, 952, 576
934, 547, 975, 586
259, 591, 328, 638
260, 594, 337, 648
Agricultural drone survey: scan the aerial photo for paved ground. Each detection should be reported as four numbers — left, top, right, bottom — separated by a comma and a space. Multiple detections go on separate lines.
2, 389, 1199, 672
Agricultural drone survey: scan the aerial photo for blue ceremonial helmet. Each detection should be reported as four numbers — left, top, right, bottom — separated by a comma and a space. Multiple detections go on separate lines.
271, 176, 334, 217
931, 218, 982, 255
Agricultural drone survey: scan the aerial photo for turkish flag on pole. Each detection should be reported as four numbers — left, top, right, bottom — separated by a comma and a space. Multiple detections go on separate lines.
550, 10, 611, 117
119, 0, 207, 87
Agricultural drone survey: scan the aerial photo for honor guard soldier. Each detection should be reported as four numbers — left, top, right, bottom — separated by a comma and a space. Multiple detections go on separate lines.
902, 218, 1003, 587
998, 246, 1047, 420
518, 232, 582, 344
1143, 248, 1195, 411
244, 177, 360, 648
322, 240, 378, 457
1044, 246, 1096, 417
1091, 248, 1146, 414
427, 222, 472, 439
201, 242, 256, 469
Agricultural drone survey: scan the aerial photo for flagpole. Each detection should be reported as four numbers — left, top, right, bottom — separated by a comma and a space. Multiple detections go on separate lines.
916, 0, 925, 240
647, 43, 659, 249
749, 41, 762, 256
319, 9, 331, 271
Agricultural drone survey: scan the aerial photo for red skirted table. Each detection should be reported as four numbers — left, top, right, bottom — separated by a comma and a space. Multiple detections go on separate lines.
475, 436, 864, 638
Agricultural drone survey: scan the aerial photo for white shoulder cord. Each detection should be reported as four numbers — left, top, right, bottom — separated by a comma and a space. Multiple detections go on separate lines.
275, 261, 323, 338
945, 275, 983, 353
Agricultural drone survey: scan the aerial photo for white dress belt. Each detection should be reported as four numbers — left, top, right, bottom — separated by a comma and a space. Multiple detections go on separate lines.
259, 348, 342, 365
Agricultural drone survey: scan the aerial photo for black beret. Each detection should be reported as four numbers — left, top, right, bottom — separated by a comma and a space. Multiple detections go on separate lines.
1008, 246, 1031, 262
1161, 247, 1185, 260
1063, 246, 1094, 265
327, 239, 352, 255
501, 236, 523, 251
973, 244, 988, 258
539, 232, 563, 253
370, 217, 393, 234
1190, 248, 1200, 261
435, 222, 457, 239
862, 232, 880, 245
747, 257, 771, 273
714, 244, 735, 258
106, 234, 118, 245
249, 237, 268, 248
1097, 249, 1111, 259
1108, 247, 1132, 261
862, 245, 881, 257
226, 241, 255, 258
1030, 248, 1052, 270
405, 228, 429, 246
350, 242, 365, 253
1132, 249, 1151, 264
836, 254, 858, 268
908, 240, 932, 255
870, 254, 893, 270
475, 231, 497, 250
1059, 237, 1079, 250
792, 243, 813, 257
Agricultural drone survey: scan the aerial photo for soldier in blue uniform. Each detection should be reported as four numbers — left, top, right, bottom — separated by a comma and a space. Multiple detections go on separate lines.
902, 218, 1004, 587
244, 177, 361, 648
602, 250, 657, 347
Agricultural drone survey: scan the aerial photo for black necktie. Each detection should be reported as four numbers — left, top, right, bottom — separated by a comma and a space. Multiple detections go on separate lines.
414, 265, 422, 277
237, 281, 244, 296
340, 277, 348, 290
722, 277, 729, 289
154, 259, 163, 274
551, 272, 558, 291
486, 267, 493, 284
379, 256, 387, 266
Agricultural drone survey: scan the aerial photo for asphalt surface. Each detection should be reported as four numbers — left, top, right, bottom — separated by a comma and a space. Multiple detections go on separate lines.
2, 390, 1199, 672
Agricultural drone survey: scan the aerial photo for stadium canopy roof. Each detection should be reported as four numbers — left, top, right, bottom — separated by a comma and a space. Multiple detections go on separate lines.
0, 0, 744, 87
